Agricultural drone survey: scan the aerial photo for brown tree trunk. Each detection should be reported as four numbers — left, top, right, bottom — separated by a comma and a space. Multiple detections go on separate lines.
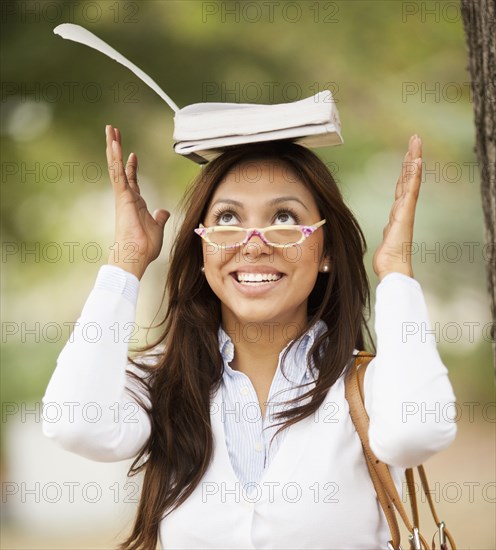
461, 0, 496, 372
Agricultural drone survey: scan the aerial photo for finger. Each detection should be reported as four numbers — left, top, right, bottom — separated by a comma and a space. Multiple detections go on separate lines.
153, 209, 170, 228
396, 136, 416, 195
395, 148, 413, 201
395, 151, 410, 200
106, 125, 126, 189
105, 124, 116, 173
111, 137, 129, 190
125, 152, 140, 194
113, 127, 132, 192
113, 127, 126, 185
406, 157, 422, 199
410, 134, 422, 159
406, 136, 422, 197
396, 135, 420, 199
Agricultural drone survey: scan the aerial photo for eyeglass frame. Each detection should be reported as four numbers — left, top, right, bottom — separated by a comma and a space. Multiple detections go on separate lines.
194, 219, 326, 249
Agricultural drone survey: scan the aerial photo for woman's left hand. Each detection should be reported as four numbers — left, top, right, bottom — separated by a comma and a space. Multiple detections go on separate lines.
373, 134, 422, 281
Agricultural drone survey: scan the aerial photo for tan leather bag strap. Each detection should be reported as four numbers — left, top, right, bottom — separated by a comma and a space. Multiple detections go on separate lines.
405, 466, 420, 527
345, 354, 400, 548
346, 353, 428, 549
417, 465, 457, 549
351, 354, 425, 539
345, 352, 457, 550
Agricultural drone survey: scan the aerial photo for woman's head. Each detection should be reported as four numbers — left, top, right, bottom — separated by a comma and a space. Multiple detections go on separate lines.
199, 156, 329, 333
171, 139, 370, 344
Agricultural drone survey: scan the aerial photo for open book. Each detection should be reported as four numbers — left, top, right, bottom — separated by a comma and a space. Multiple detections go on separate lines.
53, 24, 343, 165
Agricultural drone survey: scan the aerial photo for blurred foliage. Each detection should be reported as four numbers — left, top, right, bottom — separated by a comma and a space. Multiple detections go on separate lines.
1, 0, 493, 420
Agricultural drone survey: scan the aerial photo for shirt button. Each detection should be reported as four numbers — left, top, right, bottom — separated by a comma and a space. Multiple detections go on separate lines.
240, 386, 249, 395
254, 442, 262, 452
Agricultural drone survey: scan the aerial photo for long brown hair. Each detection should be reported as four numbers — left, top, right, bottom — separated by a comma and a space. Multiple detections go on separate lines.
119, 140, 375, 549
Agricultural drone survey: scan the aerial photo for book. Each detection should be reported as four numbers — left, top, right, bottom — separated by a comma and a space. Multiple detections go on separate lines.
53, 24, 343, 165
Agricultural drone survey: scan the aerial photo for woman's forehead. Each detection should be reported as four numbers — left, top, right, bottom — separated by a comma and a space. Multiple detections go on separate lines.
211, 159, 315, 202
210, 163, 316, 210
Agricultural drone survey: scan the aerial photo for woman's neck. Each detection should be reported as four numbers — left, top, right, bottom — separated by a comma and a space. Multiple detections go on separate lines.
222, 317, 307, 378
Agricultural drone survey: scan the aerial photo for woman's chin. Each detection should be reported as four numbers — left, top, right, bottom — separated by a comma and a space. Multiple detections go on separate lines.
224, 305, 305, 334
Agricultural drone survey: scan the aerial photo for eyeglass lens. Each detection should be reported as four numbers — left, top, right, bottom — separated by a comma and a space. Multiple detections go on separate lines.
207, 227, 303, 247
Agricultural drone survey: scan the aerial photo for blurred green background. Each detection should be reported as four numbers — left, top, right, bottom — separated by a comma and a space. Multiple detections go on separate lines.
1, 0, 494, 547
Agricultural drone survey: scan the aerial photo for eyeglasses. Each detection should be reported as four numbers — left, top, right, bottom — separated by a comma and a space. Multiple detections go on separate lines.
194, 219, 326, 249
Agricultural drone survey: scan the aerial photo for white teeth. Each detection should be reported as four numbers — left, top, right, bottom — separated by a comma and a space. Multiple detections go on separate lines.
236, 272, 282, 283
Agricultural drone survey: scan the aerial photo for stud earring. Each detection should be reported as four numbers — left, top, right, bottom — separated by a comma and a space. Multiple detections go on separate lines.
200, 266, 205, 273
322, 264, 330, 273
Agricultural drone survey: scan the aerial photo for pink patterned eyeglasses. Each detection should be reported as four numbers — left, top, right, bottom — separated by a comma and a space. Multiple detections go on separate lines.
194, 219, 326, 249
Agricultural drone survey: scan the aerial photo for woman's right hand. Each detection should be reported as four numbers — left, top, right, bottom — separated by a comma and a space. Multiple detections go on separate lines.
105, 125, 170, 280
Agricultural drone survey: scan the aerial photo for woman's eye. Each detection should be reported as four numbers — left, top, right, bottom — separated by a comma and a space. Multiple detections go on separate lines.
217, 211, 238, 225
275, 211, 296, 224
213, 208, 297, 225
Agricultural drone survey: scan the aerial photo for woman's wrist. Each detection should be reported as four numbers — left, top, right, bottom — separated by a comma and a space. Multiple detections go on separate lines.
107, 253, 147, 280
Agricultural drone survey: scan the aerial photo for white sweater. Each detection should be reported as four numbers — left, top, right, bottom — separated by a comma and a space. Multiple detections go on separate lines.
42, 266, 457, 548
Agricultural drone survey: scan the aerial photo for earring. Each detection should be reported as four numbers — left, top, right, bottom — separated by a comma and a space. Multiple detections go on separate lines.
322, 264, 330, 273
200, 266, 205, 273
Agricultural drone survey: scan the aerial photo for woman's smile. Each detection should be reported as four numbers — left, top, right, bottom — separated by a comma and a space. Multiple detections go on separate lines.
229, 267, 286, 296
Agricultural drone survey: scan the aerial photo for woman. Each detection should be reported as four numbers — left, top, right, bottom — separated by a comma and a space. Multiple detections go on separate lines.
42, 126, 457, 549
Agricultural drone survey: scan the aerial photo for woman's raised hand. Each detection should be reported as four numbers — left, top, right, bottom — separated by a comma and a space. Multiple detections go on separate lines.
372, 135, 422, 282
105, 125, 170, 280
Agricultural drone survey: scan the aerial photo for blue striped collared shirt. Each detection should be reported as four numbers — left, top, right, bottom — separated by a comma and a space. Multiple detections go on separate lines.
216, 320, 328, 487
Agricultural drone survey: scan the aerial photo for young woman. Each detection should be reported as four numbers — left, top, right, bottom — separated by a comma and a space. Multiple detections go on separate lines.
42, 126, 457, 549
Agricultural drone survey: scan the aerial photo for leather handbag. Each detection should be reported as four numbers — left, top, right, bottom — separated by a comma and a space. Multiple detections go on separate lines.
344, 351, 457, 550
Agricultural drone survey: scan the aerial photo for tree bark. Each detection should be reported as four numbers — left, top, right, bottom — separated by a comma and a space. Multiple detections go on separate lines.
461, 0, 496, 372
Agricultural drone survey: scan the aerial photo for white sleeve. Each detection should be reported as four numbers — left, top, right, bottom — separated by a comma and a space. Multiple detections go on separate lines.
363, 272, 457, 468
42, 265, 152, 462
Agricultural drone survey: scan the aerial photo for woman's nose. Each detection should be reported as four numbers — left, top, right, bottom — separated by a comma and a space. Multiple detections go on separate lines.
242, 231, 271, 258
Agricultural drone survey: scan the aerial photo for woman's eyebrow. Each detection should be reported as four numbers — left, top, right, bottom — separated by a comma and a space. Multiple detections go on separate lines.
210, 196, 309, 211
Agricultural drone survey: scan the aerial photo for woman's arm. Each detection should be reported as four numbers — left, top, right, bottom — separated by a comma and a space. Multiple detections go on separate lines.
42, 265, 153, 462
364, 135, 457, 468
42, 125, 170, 461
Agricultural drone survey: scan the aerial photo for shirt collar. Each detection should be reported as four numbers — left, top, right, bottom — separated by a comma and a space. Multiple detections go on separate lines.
218, 319, 328, 380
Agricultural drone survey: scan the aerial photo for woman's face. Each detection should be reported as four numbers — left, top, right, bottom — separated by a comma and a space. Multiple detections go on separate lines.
201, 159, 329, 332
